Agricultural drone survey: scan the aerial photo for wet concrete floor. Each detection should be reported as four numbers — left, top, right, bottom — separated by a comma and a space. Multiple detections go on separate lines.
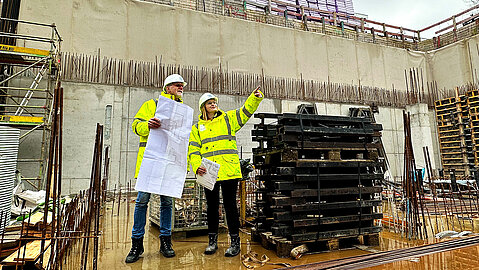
90, 201, 479, 270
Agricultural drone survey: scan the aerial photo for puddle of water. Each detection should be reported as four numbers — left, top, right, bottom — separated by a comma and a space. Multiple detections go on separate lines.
62, 201, 479, 270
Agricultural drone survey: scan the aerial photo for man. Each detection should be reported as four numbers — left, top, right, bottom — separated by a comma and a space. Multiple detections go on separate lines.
125, 74, 186, 263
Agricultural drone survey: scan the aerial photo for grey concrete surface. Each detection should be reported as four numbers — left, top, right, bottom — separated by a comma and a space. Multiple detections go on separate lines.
23, 81, 436, 194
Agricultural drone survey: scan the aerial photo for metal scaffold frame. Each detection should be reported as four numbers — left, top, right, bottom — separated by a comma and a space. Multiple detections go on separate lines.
0, 17, 62, 190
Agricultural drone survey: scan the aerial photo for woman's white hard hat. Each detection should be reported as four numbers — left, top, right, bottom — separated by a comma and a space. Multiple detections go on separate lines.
198, 93, 218, 111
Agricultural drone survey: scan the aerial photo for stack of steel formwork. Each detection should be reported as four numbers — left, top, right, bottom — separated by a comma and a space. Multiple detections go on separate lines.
251, 112, 383, 254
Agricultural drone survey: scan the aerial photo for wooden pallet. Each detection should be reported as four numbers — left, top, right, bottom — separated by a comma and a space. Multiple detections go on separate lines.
2, 240, 51, 265
467, 89, 479, 97
435, 97, 457, 107
251, 228, 380, 258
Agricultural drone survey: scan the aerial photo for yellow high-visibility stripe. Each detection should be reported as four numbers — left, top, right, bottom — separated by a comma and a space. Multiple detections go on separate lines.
0, 115, 43, 123
203, 149, 238, 158
0, 44, 50, 57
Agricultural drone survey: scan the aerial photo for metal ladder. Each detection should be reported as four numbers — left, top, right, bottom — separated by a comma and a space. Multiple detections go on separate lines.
14, 63, 48, 116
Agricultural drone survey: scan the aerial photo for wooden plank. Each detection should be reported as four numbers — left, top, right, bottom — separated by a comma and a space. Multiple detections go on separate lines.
279, 133, 380, 143
27, 211, 52, 226
274, 181, 308, 191
41, 244, 51, 270
273, 211, 293, 221
282, 125, 375, 135
291, 226, 382, 242
294, 213, 384, 227
279, 113, 374, 124
256, 148, 380, 163
292, 200, 382, 212
295, 173, 383, 182
291, 186, 382, 197
291, 141, 382, 149
254, 112, 282, 119
271, 196, 306, 206
296, 161, 381, 168
277, 167, 296, 175
272, 225, 291, 236
256, 173, 383, 182
2, 240, 51, 264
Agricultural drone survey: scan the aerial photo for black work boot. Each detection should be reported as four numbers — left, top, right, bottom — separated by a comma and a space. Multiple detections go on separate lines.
125, 237, 144, 263
224, 234, 240, 257
204, 233, 218, 255
160, 235, 176, 258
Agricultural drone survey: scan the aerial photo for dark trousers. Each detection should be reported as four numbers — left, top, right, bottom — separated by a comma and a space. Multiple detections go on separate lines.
205, 179, 239, 235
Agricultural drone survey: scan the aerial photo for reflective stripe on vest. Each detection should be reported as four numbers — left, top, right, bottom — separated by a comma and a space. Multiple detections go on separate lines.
203, 149, 238, 158
242, 106, 252, 118
189, 151, 201, 158
190, 141, 201, 148
201, 135, 235, 144
236, 109, 244, 128
224, 113, 232, 137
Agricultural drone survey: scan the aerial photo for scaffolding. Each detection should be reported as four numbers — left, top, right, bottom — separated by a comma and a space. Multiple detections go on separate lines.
0, 17, 62, 190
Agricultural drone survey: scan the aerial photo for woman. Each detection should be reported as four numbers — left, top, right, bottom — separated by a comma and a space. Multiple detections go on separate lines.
188, 87, 263, 257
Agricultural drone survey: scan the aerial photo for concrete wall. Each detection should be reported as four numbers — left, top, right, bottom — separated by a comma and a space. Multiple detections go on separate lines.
426, 39, 475, 90
18, 0, 479, 91
18, 0, 428, 91
52, 81, 439, 194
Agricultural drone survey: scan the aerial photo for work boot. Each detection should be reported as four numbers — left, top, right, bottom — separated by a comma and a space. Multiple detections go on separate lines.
224, 234, 240, 257
160, 235, 176, 258
204, 233, 218, 255
125, 237, 144, 263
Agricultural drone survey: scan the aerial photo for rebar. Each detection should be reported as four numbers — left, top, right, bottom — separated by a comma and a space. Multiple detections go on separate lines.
61, 52, 465, 108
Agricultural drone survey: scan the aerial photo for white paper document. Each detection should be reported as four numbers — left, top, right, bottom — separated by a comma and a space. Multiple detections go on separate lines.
196, 158, 220, 191
135, 96, 194, 198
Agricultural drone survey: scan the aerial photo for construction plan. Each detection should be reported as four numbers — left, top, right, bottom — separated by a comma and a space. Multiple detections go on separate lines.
135, 96, 194, 198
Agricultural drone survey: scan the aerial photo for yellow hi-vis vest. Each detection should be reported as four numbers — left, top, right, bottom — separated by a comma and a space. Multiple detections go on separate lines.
188, 90, 263, 181
132, 92, 183, 178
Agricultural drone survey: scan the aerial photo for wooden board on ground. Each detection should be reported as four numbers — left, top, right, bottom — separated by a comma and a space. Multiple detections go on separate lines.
2, 240, 51, 264
0, 231, 22, 254
4, 225, 22, 232
27, 212, 52, 227
39, 244, 51, 270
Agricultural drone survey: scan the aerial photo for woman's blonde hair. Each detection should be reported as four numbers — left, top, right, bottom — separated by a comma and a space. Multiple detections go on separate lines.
201, 106, 208, 120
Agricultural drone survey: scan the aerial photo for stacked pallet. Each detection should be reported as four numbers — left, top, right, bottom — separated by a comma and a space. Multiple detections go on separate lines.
251, 112, 384, 255
469, 90, 479, 168
434, 90, 479, 176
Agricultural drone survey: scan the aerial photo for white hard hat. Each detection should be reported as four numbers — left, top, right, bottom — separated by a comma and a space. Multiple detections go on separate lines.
163, 74, 187, 91
198, 93, 218, 111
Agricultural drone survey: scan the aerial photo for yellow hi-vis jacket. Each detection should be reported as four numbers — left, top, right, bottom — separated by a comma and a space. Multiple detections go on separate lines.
132, 92, 183, 178
188, 90, 263, 181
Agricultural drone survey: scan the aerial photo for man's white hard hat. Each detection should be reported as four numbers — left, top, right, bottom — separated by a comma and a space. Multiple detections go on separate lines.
198, 93, 218, 111
163, 74, 187, 91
